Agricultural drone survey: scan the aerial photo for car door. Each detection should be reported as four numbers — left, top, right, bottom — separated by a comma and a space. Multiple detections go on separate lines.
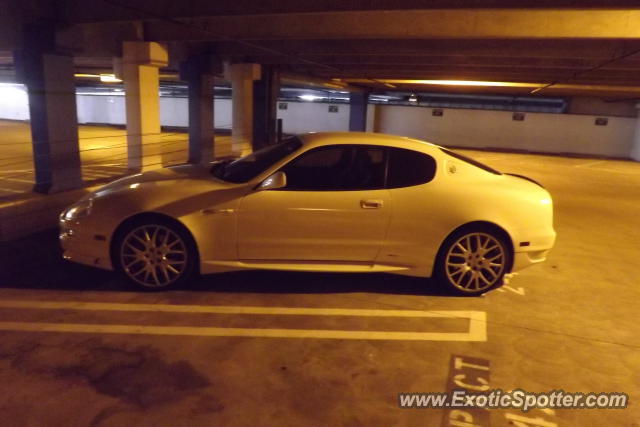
377, 147, 441, 269
237, 145, 392, 262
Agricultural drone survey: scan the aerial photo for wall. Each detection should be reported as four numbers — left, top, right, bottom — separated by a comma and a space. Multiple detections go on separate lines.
276, 101, 350, 133
375, 105, 636, 158
76, 96, 234, 130
567, 96, 637, 118
76, 96, 346, 133
0, 85, 30, 120
2, 90, 638, 159
77, 95, 126, 125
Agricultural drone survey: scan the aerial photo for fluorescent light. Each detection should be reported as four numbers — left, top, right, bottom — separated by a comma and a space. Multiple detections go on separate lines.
408, 94, 418, 102
299, 94, 324, 101
74, 73, 123, 83
406, 80, 540, 88
99, 74, 122, 83
343, 79, 544, 89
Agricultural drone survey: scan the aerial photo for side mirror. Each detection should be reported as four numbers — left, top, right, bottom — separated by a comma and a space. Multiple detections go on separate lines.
257, 171, 287, 191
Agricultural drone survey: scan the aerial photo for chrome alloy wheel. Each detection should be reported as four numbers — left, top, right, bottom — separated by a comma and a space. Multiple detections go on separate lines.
444, 232, 506, 293
120, 224, 188, 288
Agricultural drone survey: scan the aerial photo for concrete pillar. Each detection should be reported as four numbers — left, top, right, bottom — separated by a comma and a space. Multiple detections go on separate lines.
632, 120, 640, 161
228, 63, 261, 156
253, 65, 280, 151
121, 42, 168, 172
14, 23, 82, 193
366, 104, 379, 133
180, 55, 220, 164
349, 91, 370, 132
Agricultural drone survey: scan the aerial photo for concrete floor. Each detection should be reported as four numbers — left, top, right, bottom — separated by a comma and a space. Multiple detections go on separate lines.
0, 147, 639, 425
0, 120, 232, 200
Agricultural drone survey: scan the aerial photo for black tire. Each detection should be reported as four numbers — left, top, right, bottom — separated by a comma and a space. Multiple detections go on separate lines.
435, 227, 512, 296
112, 217, 198, 290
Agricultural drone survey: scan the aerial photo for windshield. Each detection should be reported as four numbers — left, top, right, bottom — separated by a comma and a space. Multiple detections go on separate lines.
440, 148, 502, 175
212, 137, 303, 183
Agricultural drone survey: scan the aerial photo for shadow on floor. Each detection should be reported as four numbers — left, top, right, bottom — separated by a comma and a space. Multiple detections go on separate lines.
0, 229, 452, 297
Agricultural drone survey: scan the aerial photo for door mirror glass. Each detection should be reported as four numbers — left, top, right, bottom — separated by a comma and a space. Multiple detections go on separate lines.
257, 171, 287, 191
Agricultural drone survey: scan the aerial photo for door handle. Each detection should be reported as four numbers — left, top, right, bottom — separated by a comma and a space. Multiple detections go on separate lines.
360, 199, 383, 209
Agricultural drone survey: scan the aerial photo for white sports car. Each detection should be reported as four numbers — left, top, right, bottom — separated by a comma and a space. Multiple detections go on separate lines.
60, 132, 556, 295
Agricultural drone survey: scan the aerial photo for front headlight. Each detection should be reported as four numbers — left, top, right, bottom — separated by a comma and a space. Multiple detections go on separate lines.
61, 198, 93, 221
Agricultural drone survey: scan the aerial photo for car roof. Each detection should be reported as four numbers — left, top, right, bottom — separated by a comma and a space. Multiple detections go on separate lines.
297, 132, 442, 153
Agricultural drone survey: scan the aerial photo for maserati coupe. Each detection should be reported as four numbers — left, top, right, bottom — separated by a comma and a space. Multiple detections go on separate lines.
60, 132, 555, 295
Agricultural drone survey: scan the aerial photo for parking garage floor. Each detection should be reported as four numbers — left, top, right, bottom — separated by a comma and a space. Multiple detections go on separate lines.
0, 149, 638, 426
0, 120, 232, 200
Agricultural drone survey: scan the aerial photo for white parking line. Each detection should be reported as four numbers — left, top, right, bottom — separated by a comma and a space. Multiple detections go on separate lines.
0, 300, 487, 341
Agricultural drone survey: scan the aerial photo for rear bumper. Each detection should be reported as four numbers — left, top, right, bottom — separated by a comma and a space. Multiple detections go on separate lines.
509, 225, 556, 272
512, 249, 551, 272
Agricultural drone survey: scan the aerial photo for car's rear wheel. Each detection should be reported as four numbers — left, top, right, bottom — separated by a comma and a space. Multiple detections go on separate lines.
436, 228, 511, 296
115, 219, 197, 290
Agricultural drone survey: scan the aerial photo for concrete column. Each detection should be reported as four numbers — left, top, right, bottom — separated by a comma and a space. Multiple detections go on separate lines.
228, 63, 261, 156
349, 91, 370, 132
253, 65, 280, 151
631, 104, 640, 161
121, 42, 168, 172
366, 103, 379, 133
14, 24, 82, 193
180, 55, 220, 164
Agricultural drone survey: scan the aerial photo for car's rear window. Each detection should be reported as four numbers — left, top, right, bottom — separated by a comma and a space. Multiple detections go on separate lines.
440, 148, 502, 175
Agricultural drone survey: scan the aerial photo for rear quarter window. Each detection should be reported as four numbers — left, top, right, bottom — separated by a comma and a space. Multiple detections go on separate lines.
387, 147, 437, 188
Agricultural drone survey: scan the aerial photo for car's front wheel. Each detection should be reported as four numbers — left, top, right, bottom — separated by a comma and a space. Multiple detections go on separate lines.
114, 219, 197, 290
436, 228, 511, 296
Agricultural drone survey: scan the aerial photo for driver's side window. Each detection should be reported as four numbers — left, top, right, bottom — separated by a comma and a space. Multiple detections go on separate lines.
281, 145, 385, 191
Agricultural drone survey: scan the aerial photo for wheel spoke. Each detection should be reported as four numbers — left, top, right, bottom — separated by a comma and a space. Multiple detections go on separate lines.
166, 264, 180, 274
484, 267, 499, 278
124, 259, 144, 269
486, 253, 503, 262
131, 234, 147, 246
484, 244, 500, 253
124, 242, 144, 255
474, 275, 482, 290
454, 242, 468, 254
479, 271, 493, 285
158, 264, 170, 283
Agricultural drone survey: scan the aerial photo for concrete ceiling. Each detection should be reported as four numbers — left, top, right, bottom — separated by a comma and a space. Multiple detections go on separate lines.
8, 0, 640, 98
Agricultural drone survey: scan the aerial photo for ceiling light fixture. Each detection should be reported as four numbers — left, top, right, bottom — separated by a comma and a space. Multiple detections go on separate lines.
299, 94, 324, 101
343, 79, 544, 89
99, 74, 123, 83
74, 73, 123, 83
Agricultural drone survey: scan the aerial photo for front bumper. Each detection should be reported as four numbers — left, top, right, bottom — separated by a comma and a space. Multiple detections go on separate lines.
59, 220, 113, 271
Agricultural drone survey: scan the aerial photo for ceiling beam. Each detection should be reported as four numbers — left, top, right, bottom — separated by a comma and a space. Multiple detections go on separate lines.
144, 9, 640, 41
310, 70, 640, 85
205, 39, 640, 59
61, 1, 640, 23
231, 55, 640, 71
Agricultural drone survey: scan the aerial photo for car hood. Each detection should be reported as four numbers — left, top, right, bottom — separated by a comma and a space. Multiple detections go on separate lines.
86, 163, 242, 206
99, 163, 215, 190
